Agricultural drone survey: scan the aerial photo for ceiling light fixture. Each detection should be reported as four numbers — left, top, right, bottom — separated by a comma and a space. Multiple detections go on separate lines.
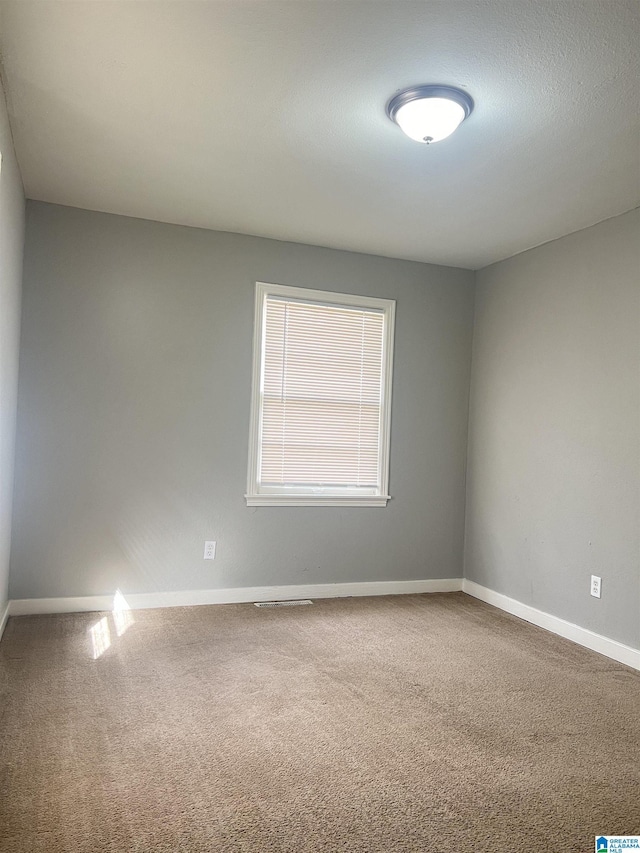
386, 85, 474, 144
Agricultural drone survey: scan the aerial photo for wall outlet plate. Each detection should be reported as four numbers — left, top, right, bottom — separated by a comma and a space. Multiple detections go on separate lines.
591, 575, 601, 598
204, 541, 216, 560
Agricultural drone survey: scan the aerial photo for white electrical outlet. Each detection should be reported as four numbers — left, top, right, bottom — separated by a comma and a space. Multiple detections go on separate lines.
204, 541, 216, 560
590, 575, 601, 598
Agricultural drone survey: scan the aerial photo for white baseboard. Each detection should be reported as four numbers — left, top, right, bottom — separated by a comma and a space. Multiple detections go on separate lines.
6, 579, 639, 672
0, 601, 9, 642
463, 579, 640, 672
8, 577, 463, 617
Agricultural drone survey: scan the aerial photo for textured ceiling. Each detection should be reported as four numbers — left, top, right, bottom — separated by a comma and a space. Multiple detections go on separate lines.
0, 0, 638, 268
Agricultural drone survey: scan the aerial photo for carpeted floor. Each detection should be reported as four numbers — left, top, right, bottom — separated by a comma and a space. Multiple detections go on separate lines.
0, 592, 639, 852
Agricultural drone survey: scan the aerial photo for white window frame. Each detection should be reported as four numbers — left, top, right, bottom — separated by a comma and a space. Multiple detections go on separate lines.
246, 282, 395, 507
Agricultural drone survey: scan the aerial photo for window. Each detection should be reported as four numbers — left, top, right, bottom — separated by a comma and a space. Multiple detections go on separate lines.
246, 282, 395, 506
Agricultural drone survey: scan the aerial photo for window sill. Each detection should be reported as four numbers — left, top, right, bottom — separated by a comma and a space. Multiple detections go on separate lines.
245, 494, 390, 507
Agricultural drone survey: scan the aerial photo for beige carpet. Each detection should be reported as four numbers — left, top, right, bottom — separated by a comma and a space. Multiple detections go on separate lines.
1, 592, 639, 852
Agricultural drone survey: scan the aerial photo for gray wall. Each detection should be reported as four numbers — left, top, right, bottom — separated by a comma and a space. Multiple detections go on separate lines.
0, 80, 25, 617
465, 209, 640, 649
10, 201, 475, 599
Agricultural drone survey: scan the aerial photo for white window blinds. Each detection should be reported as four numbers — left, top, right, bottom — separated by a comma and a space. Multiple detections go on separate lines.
247, 283, 395, 507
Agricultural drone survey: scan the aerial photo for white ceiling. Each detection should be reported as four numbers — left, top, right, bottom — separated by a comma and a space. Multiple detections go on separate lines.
0, 0, 638, 269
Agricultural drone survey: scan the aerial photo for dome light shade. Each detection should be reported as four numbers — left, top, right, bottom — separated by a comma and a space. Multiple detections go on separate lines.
387, 85, 474, 144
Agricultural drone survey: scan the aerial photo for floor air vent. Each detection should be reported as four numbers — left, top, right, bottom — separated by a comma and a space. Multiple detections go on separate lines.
254, 600, 313, 608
